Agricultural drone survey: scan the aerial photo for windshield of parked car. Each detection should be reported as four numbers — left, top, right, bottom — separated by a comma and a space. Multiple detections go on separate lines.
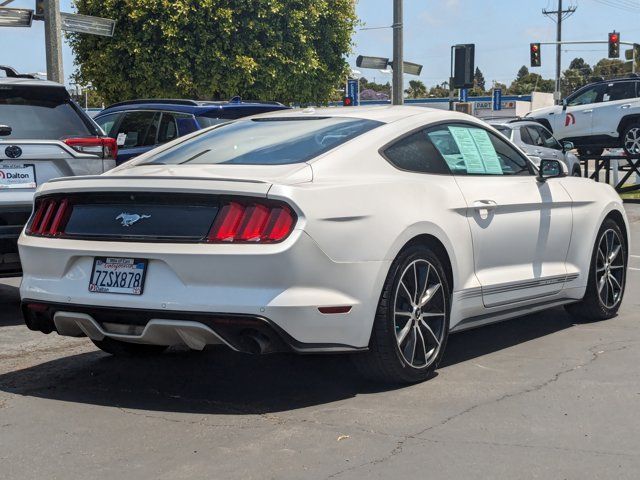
0, 85, 94, 139
139, 117, 383, 165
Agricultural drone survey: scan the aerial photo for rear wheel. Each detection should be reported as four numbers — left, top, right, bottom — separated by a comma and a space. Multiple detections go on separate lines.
565, 219, 627, 321
572, 165, 582, 177
353, 245, 450, 384
622, 123, 640, 155
92, 337, 168, 357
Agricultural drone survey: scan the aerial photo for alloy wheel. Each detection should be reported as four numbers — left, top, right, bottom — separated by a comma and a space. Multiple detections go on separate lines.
624, 127, 640, 154
596, 228, 625, 308
393, 259, 446, 369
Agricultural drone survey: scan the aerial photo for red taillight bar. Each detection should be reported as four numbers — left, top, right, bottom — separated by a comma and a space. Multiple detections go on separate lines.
207, 200, 296, 243
27, 198, 73, 237
64, 137, 118, 160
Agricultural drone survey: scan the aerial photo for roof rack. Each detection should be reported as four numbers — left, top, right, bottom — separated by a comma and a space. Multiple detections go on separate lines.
0, 66, 37, 79
105, 99, 201, 109
226, 96, 285, 106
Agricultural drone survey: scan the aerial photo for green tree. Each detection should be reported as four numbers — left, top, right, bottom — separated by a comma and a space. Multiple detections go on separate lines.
592, 58, 626, 79
404, 79, 427, 99
69, 0, 358, 104
509, 72, 554, 94
473, 67, 486, 91
568, 57, 592, 78
561, 68, 586, 98
516, 65, 529, 81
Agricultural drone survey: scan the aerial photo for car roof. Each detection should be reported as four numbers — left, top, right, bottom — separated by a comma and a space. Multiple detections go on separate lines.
0, 77, 66, 89
246, 105, 477, 124
485, 119, 541, 128
97, 99, 290, 117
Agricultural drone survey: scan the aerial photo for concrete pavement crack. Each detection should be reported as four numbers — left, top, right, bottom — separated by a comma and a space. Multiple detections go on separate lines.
324, 341, 635, 479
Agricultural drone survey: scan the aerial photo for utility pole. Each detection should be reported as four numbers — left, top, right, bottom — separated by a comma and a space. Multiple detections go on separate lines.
43, 0, 64, 83
392, 0, 403, 105
543, 0, 576, 104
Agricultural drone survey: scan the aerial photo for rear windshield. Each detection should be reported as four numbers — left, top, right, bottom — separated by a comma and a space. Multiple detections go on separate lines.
140, 117, 383, 165
0, 85, 94, 139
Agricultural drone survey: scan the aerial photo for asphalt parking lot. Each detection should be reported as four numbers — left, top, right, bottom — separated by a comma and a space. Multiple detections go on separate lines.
1, 204, 639, 480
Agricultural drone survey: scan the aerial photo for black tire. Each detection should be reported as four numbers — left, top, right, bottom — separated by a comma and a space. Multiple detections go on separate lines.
622, 123, 640, 155
92, 337, 168, 357
572, 165, 582, 177
565, 218, 627, 321
577, 147, 604, 158
352, 244, 451, 384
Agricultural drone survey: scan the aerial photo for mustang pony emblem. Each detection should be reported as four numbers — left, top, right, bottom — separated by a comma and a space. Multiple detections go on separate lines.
116, 213, 151, 227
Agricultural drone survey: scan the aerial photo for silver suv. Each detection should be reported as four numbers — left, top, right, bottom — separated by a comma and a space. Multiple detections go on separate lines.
0, 68, 116, 276
487, 119, 582, 177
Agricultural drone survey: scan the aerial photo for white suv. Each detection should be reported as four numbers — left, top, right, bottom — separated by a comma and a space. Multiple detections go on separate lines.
0, 68, 116, 276
527, 76, 640, 157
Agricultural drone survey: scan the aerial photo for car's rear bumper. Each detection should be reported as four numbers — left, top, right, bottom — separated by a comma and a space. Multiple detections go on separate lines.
18, 231, 390, 349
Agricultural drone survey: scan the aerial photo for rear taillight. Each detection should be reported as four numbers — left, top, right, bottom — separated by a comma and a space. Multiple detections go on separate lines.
26, 198, 72, 237
64, 137, 118, 160
207, 200, 296, 243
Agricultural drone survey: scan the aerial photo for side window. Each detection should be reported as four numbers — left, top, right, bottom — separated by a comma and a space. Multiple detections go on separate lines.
603, 82, 636, 102
525, 126, 543, 147
519, 126, 534, 145
114, 111, 159, 148
158, 113, 178, 143
425, 124, 532, 176
567, 85, 604, 106
95, 113, 123, 137
383, 129, 452, 174
537, 126, 562, 150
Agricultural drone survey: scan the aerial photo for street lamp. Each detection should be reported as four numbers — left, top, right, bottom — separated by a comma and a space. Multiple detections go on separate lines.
0, 7, 33, 27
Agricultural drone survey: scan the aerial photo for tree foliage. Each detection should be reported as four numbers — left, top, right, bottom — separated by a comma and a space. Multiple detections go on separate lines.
404, 79, 427, 99
592, 58, 626, 80
473, 67, 485, 91
69, 0, 357, 104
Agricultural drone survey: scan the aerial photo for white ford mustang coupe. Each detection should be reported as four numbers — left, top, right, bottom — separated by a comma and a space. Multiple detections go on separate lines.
19, 106, 629, 383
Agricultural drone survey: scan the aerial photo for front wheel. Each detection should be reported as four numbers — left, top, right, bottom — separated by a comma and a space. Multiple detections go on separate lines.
622, 123, 640, 155
565, 218, 627, 321
353, 244, 450, 384
572, 165, 582, 177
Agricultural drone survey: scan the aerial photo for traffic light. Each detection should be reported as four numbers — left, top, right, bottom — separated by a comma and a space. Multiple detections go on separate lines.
530, 43, 541, 67
609, 32, 620, 58
343, 96, 354, 107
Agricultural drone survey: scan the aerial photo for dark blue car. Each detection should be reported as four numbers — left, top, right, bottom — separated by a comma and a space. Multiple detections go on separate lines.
94, 98, 290, 164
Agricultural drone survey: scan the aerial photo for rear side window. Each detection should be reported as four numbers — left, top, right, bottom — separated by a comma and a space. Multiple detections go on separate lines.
425, 124, 532, 176
140, 117, 382, 165
0, 85, 94, 139
603, 81, 637, 102
114, 111, 160, 148
383, 129, 451, 174
518, 126, 533, 145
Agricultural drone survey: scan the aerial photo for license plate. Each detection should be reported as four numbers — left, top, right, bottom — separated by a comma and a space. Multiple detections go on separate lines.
0, 164, 37, 189
89, 257, 148, 295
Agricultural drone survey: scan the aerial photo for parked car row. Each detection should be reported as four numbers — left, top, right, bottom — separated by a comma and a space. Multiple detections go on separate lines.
2, 68, 630, 384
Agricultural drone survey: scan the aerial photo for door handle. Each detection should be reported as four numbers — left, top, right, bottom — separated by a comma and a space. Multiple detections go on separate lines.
621, 104, 631, 109
473, 200, 498, 210
583, 109, 593, 113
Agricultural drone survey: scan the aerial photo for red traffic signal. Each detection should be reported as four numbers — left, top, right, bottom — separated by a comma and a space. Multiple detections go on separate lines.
343, 96, 354, 107
609, 32, 620, 58
530, 43, 541, 67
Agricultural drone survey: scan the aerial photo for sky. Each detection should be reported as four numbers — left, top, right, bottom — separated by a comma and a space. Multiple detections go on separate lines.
2, 0, 640, 88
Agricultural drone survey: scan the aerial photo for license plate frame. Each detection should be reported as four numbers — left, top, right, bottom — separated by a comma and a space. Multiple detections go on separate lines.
0, 163, 37, 189
88, 257, 148, 295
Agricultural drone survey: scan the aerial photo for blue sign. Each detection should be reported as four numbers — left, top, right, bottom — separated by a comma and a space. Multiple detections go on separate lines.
459, 88, 468, 102
347, 79, 359, 106
492, 88, 502, 111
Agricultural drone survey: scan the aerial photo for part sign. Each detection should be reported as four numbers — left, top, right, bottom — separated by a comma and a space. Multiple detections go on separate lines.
0, 164, 36, 189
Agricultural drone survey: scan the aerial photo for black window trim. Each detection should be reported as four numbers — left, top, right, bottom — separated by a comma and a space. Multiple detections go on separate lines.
379, 120, 535, 177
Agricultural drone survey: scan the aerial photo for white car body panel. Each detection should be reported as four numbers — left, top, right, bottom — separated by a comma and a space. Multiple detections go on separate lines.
18, 106, 630, 352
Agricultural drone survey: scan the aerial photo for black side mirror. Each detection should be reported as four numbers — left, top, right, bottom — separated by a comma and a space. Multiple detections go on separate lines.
537, 159, 564, 182
562, 99, 567, 111
0, 125, 11, 136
